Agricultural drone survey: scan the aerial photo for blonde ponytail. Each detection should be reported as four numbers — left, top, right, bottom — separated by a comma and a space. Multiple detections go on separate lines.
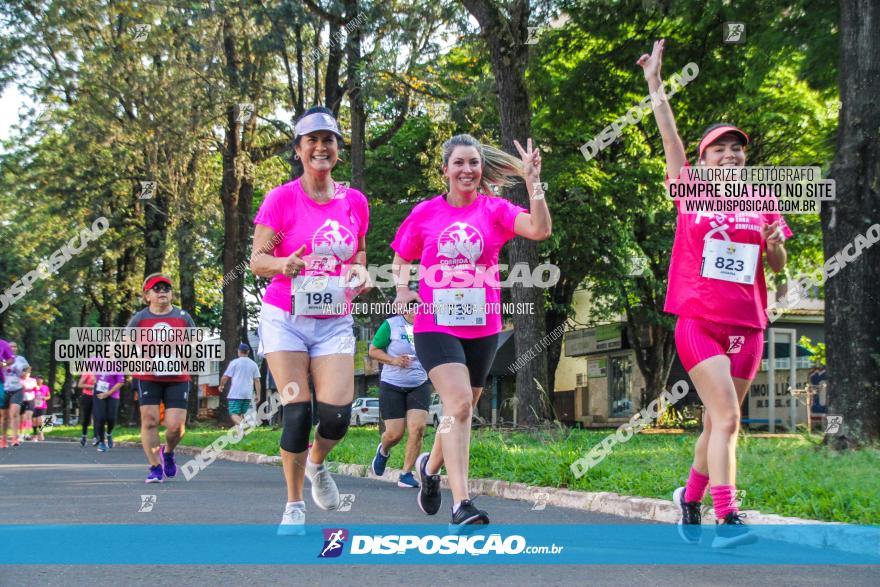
441, 134, 524, 195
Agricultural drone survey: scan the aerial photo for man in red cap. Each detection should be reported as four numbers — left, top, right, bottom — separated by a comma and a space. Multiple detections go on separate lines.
127, 273, 196, 483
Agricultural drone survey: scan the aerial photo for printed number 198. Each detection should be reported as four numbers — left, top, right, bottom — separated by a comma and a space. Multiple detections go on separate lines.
307, 293, 333, 304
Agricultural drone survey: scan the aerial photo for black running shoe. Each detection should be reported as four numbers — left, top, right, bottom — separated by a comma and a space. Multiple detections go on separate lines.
448, 499, 490, 534
673, 486, 702, 544
712, 512, 757, 548
415, 452, 441, 515
79, 435, 86, 447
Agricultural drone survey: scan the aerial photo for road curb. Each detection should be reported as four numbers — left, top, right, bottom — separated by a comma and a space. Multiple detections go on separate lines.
47, 435, 872, 556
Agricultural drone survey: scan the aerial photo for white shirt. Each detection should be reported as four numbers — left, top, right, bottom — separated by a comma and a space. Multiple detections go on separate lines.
223, 357, 261, 400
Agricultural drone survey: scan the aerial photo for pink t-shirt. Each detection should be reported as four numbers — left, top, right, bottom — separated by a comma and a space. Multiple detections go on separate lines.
665, 163, 793, 329
95, 373, 125, 399
34, 385, 50, 409
254, 179, 369, 315
391, 193, 526, 338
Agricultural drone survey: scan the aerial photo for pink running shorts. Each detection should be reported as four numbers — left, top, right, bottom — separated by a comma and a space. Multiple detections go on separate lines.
674, 317, 764, 380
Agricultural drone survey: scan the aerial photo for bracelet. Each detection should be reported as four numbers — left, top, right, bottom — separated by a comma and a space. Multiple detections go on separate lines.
530, 181, 546, 200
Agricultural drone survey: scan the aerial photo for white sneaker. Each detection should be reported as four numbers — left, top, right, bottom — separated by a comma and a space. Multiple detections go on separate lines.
305, 459, 341, 511
277, 503, 306, 536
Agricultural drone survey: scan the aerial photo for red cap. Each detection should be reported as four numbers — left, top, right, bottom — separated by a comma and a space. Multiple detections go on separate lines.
698, 124, 750, 160
142, 273, 173, 291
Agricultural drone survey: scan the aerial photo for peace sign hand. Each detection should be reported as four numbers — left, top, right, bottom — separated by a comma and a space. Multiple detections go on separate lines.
513, 138, 542, 186
637, 39, 664, 81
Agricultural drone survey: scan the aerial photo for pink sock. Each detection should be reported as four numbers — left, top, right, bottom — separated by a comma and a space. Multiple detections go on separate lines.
710, 485, 739, 520
683, 468, 710, 503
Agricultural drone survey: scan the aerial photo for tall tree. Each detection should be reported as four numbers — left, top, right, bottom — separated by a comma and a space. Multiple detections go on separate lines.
461, 0, 550, 424
822, 0, 880, 442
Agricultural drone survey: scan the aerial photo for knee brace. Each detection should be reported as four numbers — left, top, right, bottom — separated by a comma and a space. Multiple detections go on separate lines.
280, 402, 312, 453
315, 401, 351, 441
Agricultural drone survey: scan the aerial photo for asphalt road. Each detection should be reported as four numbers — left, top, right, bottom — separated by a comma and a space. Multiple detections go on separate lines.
0, 440, 875, 586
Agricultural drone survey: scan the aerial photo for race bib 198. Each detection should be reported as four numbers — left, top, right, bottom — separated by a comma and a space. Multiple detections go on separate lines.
700, 239, 760, 285
292, 275, 346, 316
96, 380, 109, 392
433, 288, 486, 327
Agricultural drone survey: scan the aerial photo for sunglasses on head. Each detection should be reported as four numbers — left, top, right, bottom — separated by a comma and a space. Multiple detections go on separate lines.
150, 283, 172, 293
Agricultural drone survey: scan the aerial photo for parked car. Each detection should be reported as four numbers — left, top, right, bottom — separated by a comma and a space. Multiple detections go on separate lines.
350, 397, 380, 426
427, 394, 485, 428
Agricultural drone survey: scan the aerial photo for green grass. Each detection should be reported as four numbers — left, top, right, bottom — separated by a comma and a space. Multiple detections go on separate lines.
46, 424, 880, 524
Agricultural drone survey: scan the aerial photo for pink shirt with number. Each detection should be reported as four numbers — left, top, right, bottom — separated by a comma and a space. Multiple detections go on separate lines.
391, 193, 526, 338
94, 373, 125, 399
254, 179, 369, 315
665, 163, 793, 330
35, 385, 50, 409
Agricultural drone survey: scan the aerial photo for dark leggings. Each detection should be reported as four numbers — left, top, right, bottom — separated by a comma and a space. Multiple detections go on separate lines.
93, 397, 119, 442
80, 394, 94, 436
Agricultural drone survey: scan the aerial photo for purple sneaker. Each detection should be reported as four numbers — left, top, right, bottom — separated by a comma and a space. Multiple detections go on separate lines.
161, 445, 177, 478
145, 464, 165, 484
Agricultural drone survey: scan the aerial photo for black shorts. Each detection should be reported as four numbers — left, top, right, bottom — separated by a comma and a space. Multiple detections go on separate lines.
7, 389, 24, 408
379, 380, 432, 420
33, 408, 46, 418
21, 400, 34, 412
135, 380, 190, 410
414, 332, 499, 388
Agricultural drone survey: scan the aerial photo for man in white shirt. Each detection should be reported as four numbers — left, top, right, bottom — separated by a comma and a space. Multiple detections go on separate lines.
219, 343, 262, 426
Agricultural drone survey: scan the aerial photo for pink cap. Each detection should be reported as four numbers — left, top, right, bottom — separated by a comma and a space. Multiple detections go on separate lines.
698, 124, 749, 160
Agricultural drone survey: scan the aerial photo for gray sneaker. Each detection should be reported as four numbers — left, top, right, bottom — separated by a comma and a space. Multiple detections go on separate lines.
305, 460, 341, 511
278, 503, 306, 536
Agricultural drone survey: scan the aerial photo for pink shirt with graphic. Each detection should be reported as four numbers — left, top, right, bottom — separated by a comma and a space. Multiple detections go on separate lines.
665, 163, 793, 330
254, 179, 369, 315
34, 384, 50, 409
391, 194, 526, 338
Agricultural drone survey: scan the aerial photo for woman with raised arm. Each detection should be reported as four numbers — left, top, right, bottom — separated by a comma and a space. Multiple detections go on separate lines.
391, 134, 551, 530
638, 39, 789, 548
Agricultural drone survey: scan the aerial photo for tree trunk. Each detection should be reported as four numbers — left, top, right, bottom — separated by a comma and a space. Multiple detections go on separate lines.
462, 0, 549, 425
344, 0, 366, 190
47, 341, 57, 410
218, 16, 248, 426
821, 0, 880, 441
177, 172, 201, 423
115, 244, 138, 326
325, 22, 344, 113
61, 364, 72, 425
626, 313, 676, 403
142, 174, 168, 276
22, 322, 38, 367
545, 276, 577, 398
219, 108, 243, 426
